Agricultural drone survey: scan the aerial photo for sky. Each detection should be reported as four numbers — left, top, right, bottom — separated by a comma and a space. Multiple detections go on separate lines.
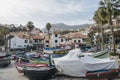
0, 0, 100, 29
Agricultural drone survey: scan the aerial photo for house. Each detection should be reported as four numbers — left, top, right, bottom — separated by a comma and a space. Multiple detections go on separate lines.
32, 36, 44, 50
44, 34, 50, 47
31, 28, 42, 35
51, 31, 88, 47
8, 36, 30, 50
8, 27, 44, 50
51, 31, 60, 47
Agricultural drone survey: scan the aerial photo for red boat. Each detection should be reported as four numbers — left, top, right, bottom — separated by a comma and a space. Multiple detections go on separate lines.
15, 62, 48, 73
86, 69, 120, 80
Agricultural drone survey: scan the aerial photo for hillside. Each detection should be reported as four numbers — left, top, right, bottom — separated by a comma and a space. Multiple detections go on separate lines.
42, 23, 90, 33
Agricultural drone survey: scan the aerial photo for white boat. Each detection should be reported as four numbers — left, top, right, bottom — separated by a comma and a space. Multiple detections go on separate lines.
83, 49, 110, 58
43, 47, 63, 54
53, 49, 118, 77
44, 48, 54, 54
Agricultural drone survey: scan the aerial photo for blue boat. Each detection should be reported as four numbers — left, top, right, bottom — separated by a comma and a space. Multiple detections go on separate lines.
43, 47, 63, 54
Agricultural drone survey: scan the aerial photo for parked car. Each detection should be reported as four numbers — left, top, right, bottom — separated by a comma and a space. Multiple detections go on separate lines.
0, 52, 11, 67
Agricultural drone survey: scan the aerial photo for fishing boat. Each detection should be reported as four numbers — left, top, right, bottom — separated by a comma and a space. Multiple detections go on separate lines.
54, 50, 66, 54
86, 69, 120, 79
73, 48, 109, 59
15, 58, 31, 73
0, 52, 11, 67
15, 62, 24, 73
90, 49, 109, 58
23, 66, 56, 80
43, 47, 63, 54
53, 48, 119, 77
15, 62, 48, 73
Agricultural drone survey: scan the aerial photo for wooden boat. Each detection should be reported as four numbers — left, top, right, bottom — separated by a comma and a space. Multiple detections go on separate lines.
43, 47, 63, 54
15, 62, 49, 73
86, 69, 120, 79
15, 62, 25, 73
23, 66, 56, 80
15, 58, 30, 73
53, 48, 118, 77
54, 50, 66, 54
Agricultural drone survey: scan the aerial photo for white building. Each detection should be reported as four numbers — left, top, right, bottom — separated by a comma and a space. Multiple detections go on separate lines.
51, 31, 88, 47
8, 36, 30, 50
51, 31, 60, 47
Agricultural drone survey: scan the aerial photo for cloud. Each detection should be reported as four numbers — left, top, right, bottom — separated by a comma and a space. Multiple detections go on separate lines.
0, 0, 100, 29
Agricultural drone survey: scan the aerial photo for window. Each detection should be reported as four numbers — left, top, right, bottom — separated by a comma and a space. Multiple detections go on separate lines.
61, 39, 63, 42
78, 40, 81, 43
29, 40, 32, 43
55, 34, 58, 37
25, 40, 28, 43
17, 45, 22, 47
39, 40, 41, 43
46, 45, 49, 47
24, 45, 27, 47
34, 39, 38, 43
55, 40, 58, 43
74, 40, 76, 43
46, 40, 49, 43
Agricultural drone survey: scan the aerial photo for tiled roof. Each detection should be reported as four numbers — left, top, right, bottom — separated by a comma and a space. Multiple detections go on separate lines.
9, 32, 44, 39
32, 36, 44, 39
54, 31, 59, 34
62, 32, 88, 39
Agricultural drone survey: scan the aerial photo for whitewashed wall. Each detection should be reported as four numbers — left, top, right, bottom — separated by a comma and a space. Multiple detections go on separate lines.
10, 36, 29, 49
51, 33, 60, 47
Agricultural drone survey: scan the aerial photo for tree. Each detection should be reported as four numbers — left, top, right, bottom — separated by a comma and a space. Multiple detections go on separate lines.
26, 21, 34, 32
87, 31, 95, 45
93, 7, 108, 50
99, 0, 120, 53
46, 23, 51, 34
46, 23, 52, 47
0, 25, 10, 51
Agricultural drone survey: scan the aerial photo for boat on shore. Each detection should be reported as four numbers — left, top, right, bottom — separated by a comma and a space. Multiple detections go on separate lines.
90, 49, 109, 58
15, 52, 57, 80
53, 48, 119, 77
15, 62, 25, 73
54, 50, 66, 54
86, 69, 120, 79
15, 62, 48, 73
43, 47, 65, 54
23, 66, 56, 80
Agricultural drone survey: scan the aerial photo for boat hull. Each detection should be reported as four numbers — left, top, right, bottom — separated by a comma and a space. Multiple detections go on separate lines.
54, 51, 66, 54
23, 66, 56, 80
86, 69, 120, 79
15, 63, 24, 73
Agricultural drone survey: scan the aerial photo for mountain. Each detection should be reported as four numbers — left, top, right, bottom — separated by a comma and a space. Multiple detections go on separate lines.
42, 23, 90, 33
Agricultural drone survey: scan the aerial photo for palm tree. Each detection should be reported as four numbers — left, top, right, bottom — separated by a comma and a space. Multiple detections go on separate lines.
99, 0, 120, 53
93, 7, 108, 50
26, 21, 35, 50
46, 23, 51, 35
87, 31, 95, 45
26, 21, 35, 37
27, 21, 34, 31
46, 23, 52, 47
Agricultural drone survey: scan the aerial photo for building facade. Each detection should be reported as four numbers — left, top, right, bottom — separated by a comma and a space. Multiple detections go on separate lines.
8, 36, 30, 50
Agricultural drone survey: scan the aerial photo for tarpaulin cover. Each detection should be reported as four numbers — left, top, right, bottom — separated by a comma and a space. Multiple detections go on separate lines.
54, 49, 118, 77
